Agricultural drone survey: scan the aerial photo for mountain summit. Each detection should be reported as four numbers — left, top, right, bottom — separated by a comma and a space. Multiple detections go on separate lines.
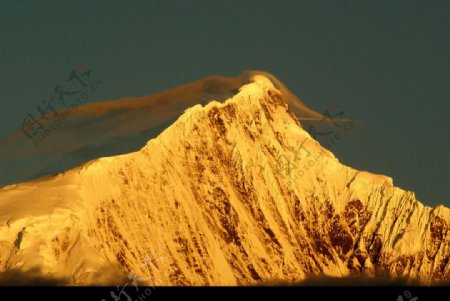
0, 75, 448, 285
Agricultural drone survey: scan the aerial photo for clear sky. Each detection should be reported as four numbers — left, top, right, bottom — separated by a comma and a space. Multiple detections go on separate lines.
0, 0, 449, 206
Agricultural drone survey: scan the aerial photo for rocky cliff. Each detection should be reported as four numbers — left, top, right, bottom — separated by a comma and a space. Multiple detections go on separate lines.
0, 75, 448, 285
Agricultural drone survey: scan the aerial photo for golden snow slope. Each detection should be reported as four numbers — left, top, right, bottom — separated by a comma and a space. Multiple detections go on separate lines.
0, 75, 449, 285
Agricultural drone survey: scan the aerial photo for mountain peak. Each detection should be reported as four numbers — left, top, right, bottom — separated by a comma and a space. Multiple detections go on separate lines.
0, 75, 449, 285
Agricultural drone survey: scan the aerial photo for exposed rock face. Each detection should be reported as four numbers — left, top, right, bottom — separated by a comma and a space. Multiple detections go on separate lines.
0, 75, 448, 285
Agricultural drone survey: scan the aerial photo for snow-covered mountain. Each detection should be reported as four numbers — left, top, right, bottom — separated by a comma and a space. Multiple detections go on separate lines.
0, 75, 448, 285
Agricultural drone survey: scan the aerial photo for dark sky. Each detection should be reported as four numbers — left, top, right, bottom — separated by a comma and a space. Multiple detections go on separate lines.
0, 0, 449, 207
